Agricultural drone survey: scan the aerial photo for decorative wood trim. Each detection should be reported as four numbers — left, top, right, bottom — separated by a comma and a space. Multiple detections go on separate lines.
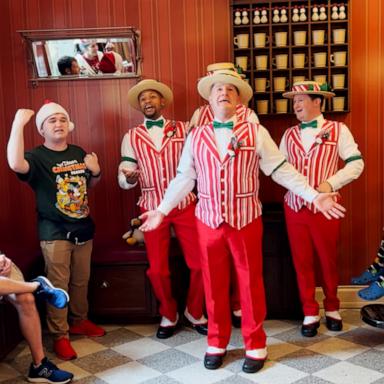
316, 285, 384, 309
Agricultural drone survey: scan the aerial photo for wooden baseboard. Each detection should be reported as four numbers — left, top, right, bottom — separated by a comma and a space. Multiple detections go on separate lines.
315, 285, 384, 309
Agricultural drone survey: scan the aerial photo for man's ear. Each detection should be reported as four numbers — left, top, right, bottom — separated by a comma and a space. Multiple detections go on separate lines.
160, 97, 166, 107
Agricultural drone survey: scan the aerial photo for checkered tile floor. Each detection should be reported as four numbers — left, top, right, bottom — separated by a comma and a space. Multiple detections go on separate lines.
2, 309, 384, 383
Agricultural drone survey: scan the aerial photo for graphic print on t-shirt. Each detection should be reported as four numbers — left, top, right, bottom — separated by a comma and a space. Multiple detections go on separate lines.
53, 160, 89, 219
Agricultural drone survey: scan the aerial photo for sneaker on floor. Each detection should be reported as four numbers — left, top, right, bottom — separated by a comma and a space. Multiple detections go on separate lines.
27, 356, 73, 383
358, 279, 384, 301
69, 319, 105, 337
31, 276, 69, 309
351, 263, 384, 285
53, 338, 77, 361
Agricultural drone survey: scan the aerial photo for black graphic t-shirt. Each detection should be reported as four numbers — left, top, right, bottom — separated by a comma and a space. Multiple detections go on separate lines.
18, 144, 94, 241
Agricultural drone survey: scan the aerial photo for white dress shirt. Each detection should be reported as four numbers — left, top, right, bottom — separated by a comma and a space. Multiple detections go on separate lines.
157, 117, 320, 216
189, 105, 259, 128
279, 114, 364, 191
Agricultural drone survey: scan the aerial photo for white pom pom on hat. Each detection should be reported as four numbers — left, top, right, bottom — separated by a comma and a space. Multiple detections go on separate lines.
35, 100, 75, 136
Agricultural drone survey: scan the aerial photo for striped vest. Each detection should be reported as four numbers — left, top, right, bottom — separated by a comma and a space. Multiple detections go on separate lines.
284, 120, 341, 213
196, 104, 254, 126
190, 121, 261, 229
129, 120, 196, 211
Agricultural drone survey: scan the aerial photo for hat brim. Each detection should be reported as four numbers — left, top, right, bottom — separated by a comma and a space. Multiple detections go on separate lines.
282, 90, 335, 99
128, 80, 173, 110
198, 73, 253, 104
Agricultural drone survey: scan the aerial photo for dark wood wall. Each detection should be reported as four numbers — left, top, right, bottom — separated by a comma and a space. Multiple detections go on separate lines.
0, 0, 383, 284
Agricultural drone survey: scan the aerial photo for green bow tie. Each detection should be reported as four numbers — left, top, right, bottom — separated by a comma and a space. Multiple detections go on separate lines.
300, 120, 318, 129
146, 120, 164, 129
213, 121, 234, 130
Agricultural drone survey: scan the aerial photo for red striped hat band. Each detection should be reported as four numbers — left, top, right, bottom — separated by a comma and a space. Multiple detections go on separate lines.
292, 84, 321, 92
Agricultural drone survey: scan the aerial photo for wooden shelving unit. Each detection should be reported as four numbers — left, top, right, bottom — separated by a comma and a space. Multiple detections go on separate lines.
231, 0, 350, 116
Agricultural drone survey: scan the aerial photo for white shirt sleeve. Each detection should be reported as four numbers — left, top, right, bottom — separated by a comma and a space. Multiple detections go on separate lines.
257, 125, 319, 203
118, 131, 138, 190
326, 124, 364, 191
157, 134, 196, 215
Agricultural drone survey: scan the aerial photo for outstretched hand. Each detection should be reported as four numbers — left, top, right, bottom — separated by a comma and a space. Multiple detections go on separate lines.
139, 210, 165, 232
313, 192, 346, 219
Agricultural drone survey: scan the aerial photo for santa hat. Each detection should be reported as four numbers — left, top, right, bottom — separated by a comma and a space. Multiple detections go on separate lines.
35, 100, 74, 135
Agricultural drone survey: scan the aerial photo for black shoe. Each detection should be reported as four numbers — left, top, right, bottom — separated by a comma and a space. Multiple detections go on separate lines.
193, 323, 208, 336
204, 353, 225, 370
242, 357, 265, 373
232, 313, 241, 328
183, 316, 208, 335
156, 325, 176, 339
301, 321, 320, 337
325, 316, 343, 331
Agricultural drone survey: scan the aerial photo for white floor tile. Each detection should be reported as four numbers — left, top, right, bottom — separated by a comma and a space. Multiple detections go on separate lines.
113, 338, 170, 359
95, 361, 161, 384
264, 320, 298, 336
175, 338, 209, 358
167, 361, 233, 384
313, 361, 384, 384
238, 361, 308, 384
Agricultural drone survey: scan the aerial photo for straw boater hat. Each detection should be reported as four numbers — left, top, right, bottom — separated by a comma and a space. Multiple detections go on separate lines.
127, 79, 173, 110
206, 62, 236, 73
283, 80, 335, 99
197, 69, 253, 104
35, 101, 74, 136
206, 62, 246, 79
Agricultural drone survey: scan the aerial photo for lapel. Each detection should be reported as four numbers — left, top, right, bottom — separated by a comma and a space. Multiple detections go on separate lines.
135, 123, 158, 152
159, 120, 175, 153
307, 119, 334, 153
201, 123, 221, 163
291, 125, 306, 154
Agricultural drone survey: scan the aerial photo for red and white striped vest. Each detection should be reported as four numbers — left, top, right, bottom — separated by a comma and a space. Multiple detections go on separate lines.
190, 121, 261, 229
284, 120, 341, 213
196, 104, 254, 126
129, 120, 196, 211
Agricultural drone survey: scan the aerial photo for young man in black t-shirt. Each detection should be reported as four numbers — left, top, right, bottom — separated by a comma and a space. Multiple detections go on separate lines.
7, 102, 105, 361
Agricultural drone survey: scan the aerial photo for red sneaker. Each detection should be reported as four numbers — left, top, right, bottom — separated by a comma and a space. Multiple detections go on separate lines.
53, 337, 77, 360
69, 319, 106, 337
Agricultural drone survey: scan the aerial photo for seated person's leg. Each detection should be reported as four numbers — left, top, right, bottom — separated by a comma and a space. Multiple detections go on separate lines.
3, 261, 73, 383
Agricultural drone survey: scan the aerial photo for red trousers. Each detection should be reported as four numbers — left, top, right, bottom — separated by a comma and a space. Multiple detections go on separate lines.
196, 217, 266, 350
142, 203, 204, 322
284, 204, 341, 316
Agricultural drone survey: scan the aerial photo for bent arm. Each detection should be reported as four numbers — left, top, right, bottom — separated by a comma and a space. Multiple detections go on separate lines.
7, 109, 34, 174
118, 131, 139, 190
326, 124, 364, 191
